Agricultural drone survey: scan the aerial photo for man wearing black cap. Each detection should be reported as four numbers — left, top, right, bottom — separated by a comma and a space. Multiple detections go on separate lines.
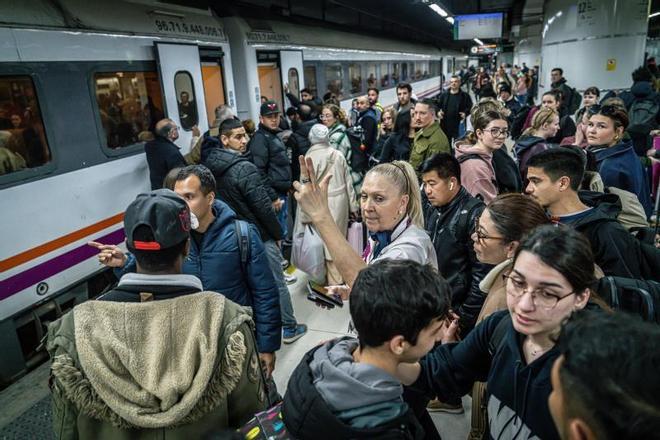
47, 189, 267, 438
248, 101, 292, 240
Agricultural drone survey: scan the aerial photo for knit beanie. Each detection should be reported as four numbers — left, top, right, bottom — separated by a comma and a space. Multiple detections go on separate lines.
308, 123, 330, 145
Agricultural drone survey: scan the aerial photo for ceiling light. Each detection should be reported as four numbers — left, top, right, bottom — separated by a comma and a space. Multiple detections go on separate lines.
446, 17, 454, 24
474, 38, 484, 45
650, 11, 660, 18
429, 4, 448, 17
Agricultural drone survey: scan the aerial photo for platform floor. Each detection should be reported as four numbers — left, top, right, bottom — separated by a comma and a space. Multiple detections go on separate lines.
0, 269, 470, 439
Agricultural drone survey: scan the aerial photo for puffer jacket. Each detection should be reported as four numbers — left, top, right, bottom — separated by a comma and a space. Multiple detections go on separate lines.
423, 188, 491, 334
204, 148, 282, 242
513, 135, 551, 181
248, 124, 292, 196
116, 200, 281, 354
590, 140, 653, 218
47, 286, 267, 439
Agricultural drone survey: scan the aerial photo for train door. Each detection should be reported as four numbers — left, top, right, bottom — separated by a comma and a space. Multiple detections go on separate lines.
199, 48, 227, 129
154, 42, 208, 153
279, 50, 304, 107
257, 51, 283, 112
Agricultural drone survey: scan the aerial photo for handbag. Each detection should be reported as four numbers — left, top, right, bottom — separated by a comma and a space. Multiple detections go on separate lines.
291, 224, 326, 283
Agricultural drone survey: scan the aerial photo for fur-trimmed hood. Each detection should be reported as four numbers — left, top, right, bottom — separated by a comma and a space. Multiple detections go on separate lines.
47, 292, 255, 430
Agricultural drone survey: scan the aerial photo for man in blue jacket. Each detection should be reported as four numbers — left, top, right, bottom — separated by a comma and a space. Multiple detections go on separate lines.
90, 165, 281, 378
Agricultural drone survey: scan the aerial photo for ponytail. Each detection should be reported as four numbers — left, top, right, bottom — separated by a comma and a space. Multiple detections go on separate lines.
523, 107, 558, 137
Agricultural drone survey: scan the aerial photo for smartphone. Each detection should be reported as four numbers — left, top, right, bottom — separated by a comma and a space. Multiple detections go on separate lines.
306, 282, 343, 308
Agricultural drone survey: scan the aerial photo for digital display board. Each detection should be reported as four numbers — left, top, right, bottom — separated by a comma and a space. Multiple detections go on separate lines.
453, 13, 504, 40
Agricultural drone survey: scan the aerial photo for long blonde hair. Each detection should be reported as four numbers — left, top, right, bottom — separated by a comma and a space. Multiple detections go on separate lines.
522, 107, 558, 137
366, 161, 424, 228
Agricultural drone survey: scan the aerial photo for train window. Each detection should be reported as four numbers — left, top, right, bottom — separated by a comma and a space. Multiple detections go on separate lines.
174, 71, 198, 131
366, 64, 377, 89
392, 63, 400, 85
379, 63, 389, 88
0, 76, 51, 176
348, 64, 362, 95
94, 71, 164, 150
324, 64, 344, 100
304, 64, 317, 97
288, 68, 300, 98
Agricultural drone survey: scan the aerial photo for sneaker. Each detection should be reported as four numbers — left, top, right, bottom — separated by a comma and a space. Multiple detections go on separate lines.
284, 273, 297, 285
283, 324, 307, 344
281, 259, 290, 270
426, 398, 464, 414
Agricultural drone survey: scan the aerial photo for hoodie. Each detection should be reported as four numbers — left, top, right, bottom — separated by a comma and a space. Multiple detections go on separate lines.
47, 284, 266, 439
620, 80, 659, 109
565, 191, 651, 279
282, 337, 424, 439
455, 143, 498, 203
413, 310, 560, 440
514, 135, 550, 181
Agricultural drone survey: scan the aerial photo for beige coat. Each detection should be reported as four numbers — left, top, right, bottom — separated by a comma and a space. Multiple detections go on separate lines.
296, 142, 358, 260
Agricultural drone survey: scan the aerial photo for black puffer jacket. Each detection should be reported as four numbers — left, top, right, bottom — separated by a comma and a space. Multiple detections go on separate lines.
204, 148, 282, 242
282, 344, 425, 440
423, 187, 492, 334
248, 124, 292, 197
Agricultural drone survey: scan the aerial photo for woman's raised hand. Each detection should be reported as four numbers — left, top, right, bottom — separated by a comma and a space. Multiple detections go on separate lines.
292, 155, 333, 223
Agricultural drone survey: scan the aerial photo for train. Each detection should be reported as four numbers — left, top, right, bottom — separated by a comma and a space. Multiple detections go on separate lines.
0, 0, 462, 385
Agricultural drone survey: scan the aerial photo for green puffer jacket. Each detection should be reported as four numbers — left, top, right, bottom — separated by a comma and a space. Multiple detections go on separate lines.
409, 121, 450, 175
46, 292, 267, 440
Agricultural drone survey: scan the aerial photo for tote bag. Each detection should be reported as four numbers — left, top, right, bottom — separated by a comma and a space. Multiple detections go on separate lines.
291, 224, 326, 283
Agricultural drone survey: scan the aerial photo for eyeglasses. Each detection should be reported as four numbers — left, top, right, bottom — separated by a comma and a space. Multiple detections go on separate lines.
503, 272, 576, 310
485, 127, 509, 138
474, 218, 505, 243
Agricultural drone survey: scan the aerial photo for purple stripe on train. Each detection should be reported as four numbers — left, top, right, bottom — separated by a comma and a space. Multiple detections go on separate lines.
0, 229, 125, 301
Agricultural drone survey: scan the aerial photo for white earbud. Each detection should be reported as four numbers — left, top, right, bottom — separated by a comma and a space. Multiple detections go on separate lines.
449, 182, 454, 191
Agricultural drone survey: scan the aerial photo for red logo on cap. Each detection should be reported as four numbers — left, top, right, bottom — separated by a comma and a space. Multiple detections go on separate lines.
179, 210, 191, 232
268, 103, 276, 110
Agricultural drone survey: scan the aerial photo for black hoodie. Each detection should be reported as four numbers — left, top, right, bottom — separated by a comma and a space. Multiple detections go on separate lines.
566, 191, 652, 279
412, 311, 560, 440
204, 148, 282, 242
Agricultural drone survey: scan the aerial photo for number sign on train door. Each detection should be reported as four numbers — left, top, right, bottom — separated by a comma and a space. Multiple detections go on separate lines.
154, 42, 208, 153
280, 51, 305, 107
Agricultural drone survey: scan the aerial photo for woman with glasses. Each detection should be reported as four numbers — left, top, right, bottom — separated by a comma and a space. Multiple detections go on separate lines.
321, 104, 351, 160
400, 225, 601, 440
514, 107, 560, 181
455, 110, 509, 203
586, 104, 653, 217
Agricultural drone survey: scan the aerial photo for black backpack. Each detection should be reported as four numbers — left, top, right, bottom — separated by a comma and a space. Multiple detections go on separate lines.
596, 276, 660, 323
566, 86, 582, 115
457, 149, 523, 196
627, 97, 659, 154
345, 125, 369, 173
510, 105, 532, 141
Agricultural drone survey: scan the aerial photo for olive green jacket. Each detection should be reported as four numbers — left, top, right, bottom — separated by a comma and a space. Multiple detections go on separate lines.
46, 291, 267, 440
409, 122, 450, 175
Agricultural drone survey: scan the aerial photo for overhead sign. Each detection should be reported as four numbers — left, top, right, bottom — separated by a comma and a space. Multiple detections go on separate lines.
454, 13, 504, 40
470, 44, 499, 55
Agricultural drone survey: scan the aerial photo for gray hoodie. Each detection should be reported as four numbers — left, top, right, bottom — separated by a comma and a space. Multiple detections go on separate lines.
309, 337, 407, 428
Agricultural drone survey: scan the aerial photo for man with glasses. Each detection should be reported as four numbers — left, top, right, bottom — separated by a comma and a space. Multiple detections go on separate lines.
145, 118, 186, 190
410, 99, 450, 177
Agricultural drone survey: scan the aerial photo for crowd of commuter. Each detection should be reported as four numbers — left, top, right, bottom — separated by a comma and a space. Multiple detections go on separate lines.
45, 59, 660, 439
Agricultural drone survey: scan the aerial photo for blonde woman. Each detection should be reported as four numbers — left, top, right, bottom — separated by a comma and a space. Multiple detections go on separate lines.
513, 107, 559, 180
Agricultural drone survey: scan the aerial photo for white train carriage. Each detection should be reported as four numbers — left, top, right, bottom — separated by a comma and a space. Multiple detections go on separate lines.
0, 1, 461, 386
0, 0, 236, 384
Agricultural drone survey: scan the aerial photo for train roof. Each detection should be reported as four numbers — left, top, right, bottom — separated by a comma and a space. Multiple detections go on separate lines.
0, 0, 227, 43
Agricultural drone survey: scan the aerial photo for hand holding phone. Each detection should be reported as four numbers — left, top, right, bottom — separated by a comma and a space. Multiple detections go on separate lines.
306, 282, 343, 308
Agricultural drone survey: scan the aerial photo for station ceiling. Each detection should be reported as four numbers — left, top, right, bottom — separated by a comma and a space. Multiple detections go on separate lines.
173, 0, 660, 50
